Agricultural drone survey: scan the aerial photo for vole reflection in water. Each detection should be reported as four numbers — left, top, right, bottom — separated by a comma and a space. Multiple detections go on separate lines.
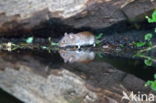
59, 50, 95, 63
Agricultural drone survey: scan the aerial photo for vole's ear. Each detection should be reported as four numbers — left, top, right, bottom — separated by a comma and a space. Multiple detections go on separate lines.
69, 35, 74, 39
64, 33, 68, 36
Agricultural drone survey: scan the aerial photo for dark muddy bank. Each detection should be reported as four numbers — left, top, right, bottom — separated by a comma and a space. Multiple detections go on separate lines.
0, 24, 155, 47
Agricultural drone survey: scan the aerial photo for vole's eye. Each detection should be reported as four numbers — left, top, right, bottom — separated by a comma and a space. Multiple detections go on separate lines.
62, 53, 66, 57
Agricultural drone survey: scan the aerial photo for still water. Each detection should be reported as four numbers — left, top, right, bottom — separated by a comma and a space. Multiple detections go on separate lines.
0, 48, 155, 103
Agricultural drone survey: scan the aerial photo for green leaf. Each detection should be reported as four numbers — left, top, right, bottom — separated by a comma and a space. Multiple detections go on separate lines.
134, 42, 146, 47
96, 33, 104, 40
144, 59, 152, 66
146, 10, 156, 23
147, 41, 153, 47
145, 81, 153, 87
152, 10, 156, 21
151, 81, 156, 91
26, 37, 34, 44
51, 42, 58, 46
145, 74, 156, 91
120, 44, 124, 48
145, 16, 152, 23
41, 46, 47, 49
96, 40, 102, 45
154, 74, 156, 80
144, 33, 153, 41
97, 53, 103, 58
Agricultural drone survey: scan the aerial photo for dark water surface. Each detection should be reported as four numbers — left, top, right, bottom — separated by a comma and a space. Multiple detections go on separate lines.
0, 49, 155, 102
0, 88, 22, 103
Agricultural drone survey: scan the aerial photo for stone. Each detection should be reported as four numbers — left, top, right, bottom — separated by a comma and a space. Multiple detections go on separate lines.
0, 0, 155, 37
122, 0, 156, 22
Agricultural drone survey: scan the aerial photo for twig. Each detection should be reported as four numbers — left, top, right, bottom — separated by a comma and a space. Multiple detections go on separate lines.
138, 45, 156, 53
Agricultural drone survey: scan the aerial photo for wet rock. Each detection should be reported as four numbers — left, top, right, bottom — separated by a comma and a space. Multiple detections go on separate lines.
63, 0, 126, 29
0, 0, 89, 36
0, 68, 97, 103
122, 0, 156, 22
0, 0, 88, 19
0, 0, 155, 36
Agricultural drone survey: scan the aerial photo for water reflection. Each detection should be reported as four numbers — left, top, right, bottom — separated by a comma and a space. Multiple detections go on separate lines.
59, 50, 95, 63
0, 49, 156, 103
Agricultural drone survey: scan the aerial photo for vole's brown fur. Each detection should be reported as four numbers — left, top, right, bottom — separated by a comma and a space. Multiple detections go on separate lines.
59, 31, 96, 48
